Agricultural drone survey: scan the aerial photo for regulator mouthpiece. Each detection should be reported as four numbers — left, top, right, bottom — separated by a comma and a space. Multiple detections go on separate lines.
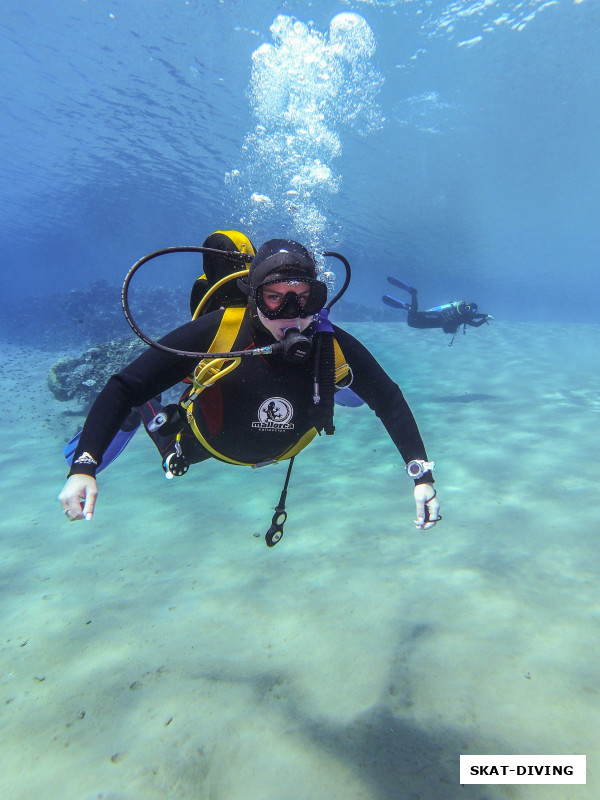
275, 327, 313, 363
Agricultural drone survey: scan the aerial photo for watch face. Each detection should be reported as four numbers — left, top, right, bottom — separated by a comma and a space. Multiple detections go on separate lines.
407, 461, 423, 478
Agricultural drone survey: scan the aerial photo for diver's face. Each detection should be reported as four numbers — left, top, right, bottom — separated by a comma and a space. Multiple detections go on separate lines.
257, 281, 314, 341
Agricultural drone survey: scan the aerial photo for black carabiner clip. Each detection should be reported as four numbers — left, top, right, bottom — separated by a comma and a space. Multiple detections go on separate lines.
265, 508, 287, 547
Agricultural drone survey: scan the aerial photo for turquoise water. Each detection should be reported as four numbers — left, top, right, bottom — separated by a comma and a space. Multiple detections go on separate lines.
1, 2, 599, 798
2, 323, 600, 799
1, 0, 599, 320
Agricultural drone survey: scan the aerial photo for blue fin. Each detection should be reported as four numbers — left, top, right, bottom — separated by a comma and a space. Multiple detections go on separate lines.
383, 294, 409, 311
335, 387, 365, 408
64, 425, 139, 473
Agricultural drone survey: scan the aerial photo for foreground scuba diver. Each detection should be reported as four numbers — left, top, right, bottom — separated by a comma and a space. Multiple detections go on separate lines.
383, 276, 492, 342
58, 235, 441, 541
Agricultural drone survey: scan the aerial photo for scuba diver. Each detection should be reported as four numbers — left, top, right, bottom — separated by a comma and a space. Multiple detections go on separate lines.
58, 232, 441, 542
383, 276, 492, 343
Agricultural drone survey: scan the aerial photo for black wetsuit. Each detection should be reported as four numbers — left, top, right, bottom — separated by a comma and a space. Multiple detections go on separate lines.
407, 303, 489, 335
384, 282, 489, 335
68, 308, 432, 481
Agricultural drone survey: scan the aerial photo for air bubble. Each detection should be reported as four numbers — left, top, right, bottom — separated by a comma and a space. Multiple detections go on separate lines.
229, 12, 383, 265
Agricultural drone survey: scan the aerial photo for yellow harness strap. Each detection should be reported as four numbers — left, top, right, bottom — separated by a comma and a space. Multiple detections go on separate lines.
179, 307, 245, 467
187, 418, 318, 467
333, 338, 351, 387
205, 305, 245, 354
187, 306, 245, 396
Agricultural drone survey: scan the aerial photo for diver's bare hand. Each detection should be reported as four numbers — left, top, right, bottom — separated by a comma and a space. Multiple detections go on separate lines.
58, 474, 98, 521
413, 483, 440, 530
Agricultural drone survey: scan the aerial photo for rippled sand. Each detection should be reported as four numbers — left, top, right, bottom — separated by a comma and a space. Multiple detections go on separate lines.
1, 322, 598, 799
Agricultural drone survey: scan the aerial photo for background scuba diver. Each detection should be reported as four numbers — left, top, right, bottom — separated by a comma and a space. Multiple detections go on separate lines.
58, 235, 441, 536
383, 276, 492, 340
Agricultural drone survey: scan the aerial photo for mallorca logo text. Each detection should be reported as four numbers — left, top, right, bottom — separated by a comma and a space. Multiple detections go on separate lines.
252, 397, 294, 431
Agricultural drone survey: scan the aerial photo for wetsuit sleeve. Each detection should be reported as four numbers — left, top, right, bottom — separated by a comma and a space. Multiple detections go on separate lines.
68, 314, 223, 477
332, 325, 433, 483
466, 315, 489, 328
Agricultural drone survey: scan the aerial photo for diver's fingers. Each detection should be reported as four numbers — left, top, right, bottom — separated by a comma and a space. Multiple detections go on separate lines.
420, 493, 441, 530
58, 489, 79, 520
59, 497, 84, 521
414, 514, 436, 530
58, 475, 98, 522
82, 483, 98, 521
414, 510, 441, 530
413, 484, 440, 530
426, 493, 440, 521
414, 496, 426, 525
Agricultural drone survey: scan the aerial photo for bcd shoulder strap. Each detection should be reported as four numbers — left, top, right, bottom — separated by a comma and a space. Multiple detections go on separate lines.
183, 306, 246, 402
333, 337, 351, 388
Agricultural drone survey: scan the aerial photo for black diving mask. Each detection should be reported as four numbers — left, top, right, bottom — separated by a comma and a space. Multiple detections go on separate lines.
256, 276, 328, 320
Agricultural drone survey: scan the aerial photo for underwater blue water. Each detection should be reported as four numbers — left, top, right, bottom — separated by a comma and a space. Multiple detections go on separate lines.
1, 0, 599, 325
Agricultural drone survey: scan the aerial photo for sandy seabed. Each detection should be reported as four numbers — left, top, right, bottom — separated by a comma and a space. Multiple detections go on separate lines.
1, 322, 598, 800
